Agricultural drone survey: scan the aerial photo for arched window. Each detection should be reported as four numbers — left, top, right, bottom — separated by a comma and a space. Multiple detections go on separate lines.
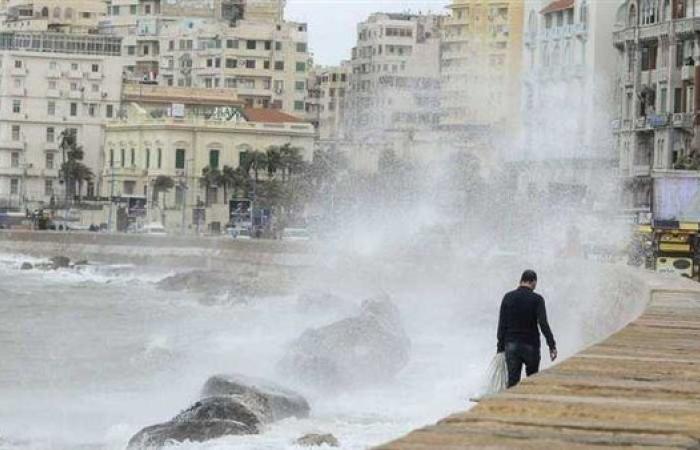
146, 148, 151, 169
629, 4, 637, 26
53, 7, 61, 18
641, 0, 658, 24
157, 148, 162, 169
528, 11, 537, 33
580, 1, 589, 26
41, 7, 48, 17
65, 7, 73, 19
552, 44, 561, 66
663, 0, 670, 21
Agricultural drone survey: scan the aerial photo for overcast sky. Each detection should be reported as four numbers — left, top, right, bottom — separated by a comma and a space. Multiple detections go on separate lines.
285, 0, 450, 66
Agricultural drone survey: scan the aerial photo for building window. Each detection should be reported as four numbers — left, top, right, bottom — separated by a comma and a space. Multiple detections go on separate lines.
264, 60, 270, 70
227, 39, 238, 49
295, 81, 305, 91
70, 103, 78, 116
294, 100, 304, 111
70, 82, 78, 91
10, 179, 18, 195
109, 149, 114, 167
106, 104, 114, 118
145, 4, 151, 14
47, 127, 55, 142
49, 80, 57, 90
11, 152, 19, 168
246, 60, 256, 69
112, 5, 119, 15
92, 84, 99, 93
226, 58, 237, 68
44, 179, 53, 196
175, 185, 184, 206
296, 42, 307, 52
123, 180, 135, 195
11, 125, 20, 141
264, 40, 272, 50
175, 149, 185, 169
12, 100, 21, 113
120, 148, 125, 167
246, 40, 256, 50
157, 148, 162, 169
46, 152, 54, 169
130, 5, 137, 14
209, 149, 220, 169
275, 41, 282, 51
71, 63, 78, 71
14, 60, 22, 69
296, 62, 306, 72
274, 61, 284, 71
146, 148, 150, 168
130, 148, 135, 166
225, 78, 236, 88
91, 63, 99, 72
127, 46, 136, 56
47, 101, 56, 116
88, 104, 97, 117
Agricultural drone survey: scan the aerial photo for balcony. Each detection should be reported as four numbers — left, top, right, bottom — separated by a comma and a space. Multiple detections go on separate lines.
639, 22, 670, 41
635, 117, 648, 129
46, 69, 61, 79
46, 89, 61, 98
640, 70, 656, 86
631, 164, 651, 177
681, 65, 695, 81
87, 71, 103, 81
10, 87, 26, 97
0, 167, 24, 176
11, 67, 27, 77
573, 22, 588, 36
613, 27, 635, 48
67, 70, 83, 79
647, 113, 669, 128
672, 112, 694, 128
0, 141, 25, 151
67, 90, 82, 99
674, 17, 700, 36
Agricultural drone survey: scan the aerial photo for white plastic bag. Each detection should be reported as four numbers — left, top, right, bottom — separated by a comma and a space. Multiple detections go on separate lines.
477, 352, 508, 398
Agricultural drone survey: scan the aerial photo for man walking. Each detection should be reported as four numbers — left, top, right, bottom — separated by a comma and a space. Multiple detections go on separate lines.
497, 270, 557, 388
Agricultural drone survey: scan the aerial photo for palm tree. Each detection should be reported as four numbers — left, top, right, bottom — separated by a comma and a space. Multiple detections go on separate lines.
279, 143, 305, 182
200, 166, 222, 206
59, 129, 92, 202
266, 146, 283, 178
152, 175, 175, 208
241, 150, 268, 182
220, 165, 237, 203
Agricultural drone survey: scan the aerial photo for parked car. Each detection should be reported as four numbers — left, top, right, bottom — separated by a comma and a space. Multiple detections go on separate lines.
281, 227, 311, 242
142, 223, 167, 235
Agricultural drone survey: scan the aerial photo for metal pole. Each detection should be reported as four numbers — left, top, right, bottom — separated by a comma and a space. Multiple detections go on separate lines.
108, 165, 114, 232
181, 159, 187, 235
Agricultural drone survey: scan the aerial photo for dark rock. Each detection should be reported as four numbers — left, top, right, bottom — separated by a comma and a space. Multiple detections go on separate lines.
202, 373, 310, 422
296, 433, 339, 447
278, 295, 411, 389
74, 260, 89, 266
128, 375, 310, 449
127, 397, 259, 449
20, 262, 32, 270
49, 256, 70, 269
34, 262, 56, 271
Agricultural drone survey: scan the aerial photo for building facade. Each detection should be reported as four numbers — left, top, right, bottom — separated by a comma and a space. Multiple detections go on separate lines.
613, 0, 700, 218
344, 12, 443, 171
514, 0, 618, 209
101, 84, 315, 230
0, 31, 124, 209
306, 62, 351, 147
441, 0, 524, 133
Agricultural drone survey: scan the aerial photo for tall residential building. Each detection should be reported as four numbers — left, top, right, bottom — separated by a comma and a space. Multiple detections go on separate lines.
345, 12, 443, 171
441, 0, 524, 133
0, 0, 106, 33
306, 62, 351, 148
99, 0, 310, 116
0, 32, 125, 208
514, 0, 618, 207
613, 1, 700, 218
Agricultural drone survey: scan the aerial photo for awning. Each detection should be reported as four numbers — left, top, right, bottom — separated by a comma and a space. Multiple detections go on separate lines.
540, 0, 574, 14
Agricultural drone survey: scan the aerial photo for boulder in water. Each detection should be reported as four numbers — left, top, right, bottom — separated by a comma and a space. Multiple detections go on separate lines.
128, 375, 310, 449
74, 260, 89, 266
296, 433, 339, 447
49, 256, 70, 269
278, 295, 411, 389
20, 262, 32, 270
127, 397, 258, 449
202, 373, 310, 422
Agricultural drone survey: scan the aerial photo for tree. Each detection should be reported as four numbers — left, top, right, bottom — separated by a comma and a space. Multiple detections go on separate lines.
59, 129, 93, 203
266, 146, 283, 178
153, 175, 175, 208
200, 166, 222, 205
240, 150, 268, 182
279, 144, 305, 181
220, 165, 237, 202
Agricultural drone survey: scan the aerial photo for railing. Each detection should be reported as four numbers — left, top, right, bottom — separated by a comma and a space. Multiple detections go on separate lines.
108, 116, 316, 132
672, 112, 694, 128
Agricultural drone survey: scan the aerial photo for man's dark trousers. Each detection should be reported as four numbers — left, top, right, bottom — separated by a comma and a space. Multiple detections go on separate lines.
505, 342, 540, 388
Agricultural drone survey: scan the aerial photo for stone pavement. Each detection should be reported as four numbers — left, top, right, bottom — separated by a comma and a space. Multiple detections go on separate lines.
376, 290, 700, 449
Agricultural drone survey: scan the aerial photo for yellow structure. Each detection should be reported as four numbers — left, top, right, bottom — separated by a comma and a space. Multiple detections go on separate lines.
441, 0, 524, 133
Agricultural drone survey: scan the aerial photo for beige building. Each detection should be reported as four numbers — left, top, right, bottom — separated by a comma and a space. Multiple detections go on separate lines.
0, 0, 106, 33
441, 0, 524, 134
0, 31, 124, 209
306, 62, 350, 147
98, 0, 311, 117
344, 12, 443, 172
101, 84, 315, 230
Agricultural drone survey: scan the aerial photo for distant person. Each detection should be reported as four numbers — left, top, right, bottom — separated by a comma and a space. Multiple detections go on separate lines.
497, 270, 557, 388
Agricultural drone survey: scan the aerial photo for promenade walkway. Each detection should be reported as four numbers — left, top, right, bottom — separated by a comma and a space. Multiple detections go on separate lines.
377, 290, 700, 449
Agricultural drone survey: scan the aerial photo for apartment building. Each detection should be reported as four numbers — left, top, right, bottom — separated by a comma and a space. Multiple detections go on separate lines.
345, 12, 443, 171
514, 0, 618, 208
613, 1, 700, 217
441, 0, 524, 132
0, 31, 124, 209
101, 84, 314, 230
0, 0, 106, 33
99, 0, 310, 117
306, 62, 351, 146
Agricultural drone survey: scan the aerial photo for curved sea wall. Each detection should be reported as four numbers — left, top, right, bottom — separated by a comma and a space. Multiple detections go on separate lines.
376, 277, 700, 449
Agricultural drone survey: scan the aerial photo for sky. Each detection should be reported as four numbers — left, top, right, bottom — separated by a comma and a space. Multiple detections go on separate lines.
285, 0, 450, 66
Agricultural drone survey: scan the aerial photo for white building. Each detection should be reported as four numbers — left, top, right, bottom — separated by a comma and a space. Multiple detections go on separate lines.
306, 62, 351, 148
0, 31, 125, 209
515, 0, 618, 209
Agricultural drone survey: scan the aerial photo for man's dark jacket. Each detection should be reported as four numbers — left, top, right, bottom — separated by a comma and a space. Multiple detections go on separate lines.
497, 286, 556, 352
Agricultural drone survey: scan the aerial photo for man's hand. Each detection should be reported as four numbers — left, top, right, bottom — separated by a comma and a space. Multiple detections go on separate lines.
550, 348, 558, 362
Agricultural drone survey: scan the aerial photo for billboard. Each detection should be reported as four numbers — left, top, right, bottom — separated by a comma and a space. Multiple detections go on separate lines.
654, 177, 700, 221
229, 198, 252, 226
127, 197, 147, 217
